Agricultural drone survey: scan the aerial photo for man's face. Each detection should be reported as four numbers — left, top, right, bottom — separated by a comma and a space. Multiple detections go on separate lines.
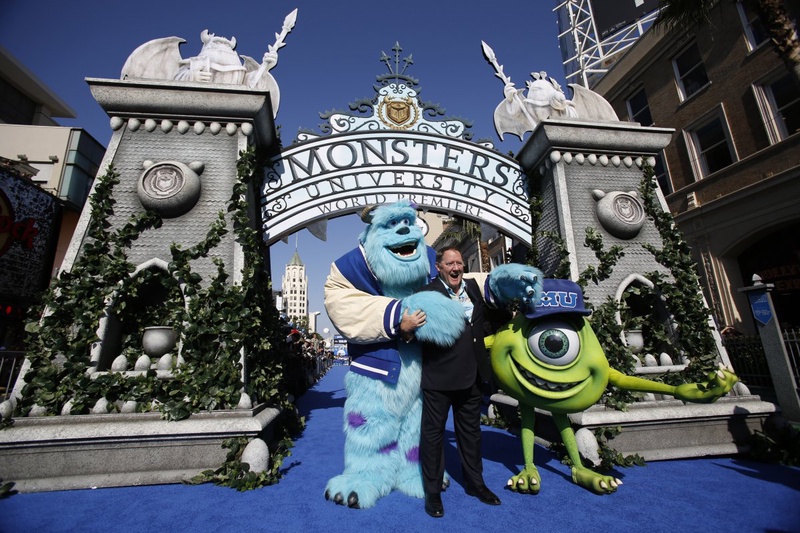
437, 250, 464, 292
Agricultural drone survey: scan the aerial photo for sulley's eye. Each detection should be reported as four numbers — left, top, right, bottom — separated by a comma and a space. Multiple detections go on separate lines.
527, 319, 580, 366
389, 218, 410, 228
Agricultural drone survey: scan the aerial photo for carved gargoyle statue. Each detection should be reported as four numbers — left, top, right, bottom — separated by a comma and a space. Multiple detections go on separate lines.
120, 9, 297, 116
482, 42, 619, 140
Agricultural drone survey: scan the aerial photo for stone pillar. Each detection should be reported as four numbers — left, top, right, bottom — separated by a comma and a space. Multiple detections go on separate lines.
61, 78, 277, 284
516, 118, 673, 305
0, 80, 284, 492
739, 275, 800, 422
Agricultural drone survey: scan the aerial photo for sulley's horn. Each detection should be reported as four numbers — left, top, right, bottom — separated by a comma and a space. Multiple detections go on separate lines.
360, 205, 377, 223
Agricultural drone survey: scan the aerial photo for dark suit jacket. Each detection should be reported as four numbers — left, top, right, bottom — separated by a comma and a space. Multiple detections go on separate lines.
417, 277, 493, 391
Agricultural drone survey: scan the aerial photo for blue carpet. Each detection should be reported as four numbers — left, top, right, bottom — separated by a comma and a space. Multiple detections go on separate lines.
2, 365, 799, 533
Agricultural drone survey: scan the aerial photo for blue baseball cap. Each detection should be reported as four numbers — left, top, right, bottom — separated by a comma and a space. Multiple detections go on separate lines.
524, 279, 592, 319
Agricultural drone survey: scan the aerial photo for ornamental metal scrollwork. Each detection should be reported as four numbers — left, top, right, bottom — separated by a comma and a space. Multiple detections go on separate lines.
509, 202, 531, 222
263, 193, 291, 218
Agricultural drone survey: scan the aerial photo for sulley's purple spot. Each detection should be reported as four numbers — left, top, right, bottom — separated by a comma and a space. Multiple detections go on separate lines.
406, 446, 420, 463
347, 412, 366, 428
380, 441, 398, 454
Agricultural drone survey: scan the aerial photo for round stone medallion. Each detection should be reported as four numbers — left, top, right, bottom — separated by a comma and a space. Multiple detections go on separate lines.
593, 189, 646, 240
137, 161, 201, 218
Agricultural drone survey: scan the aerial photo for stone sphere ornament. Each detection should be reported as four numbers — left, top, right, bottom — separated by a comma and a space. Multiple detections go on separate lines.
137, 160, 203, 217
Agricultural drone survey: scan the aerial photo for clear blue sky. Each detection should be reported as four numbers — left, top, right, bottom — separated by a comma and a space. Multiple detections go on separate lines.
1, 0, 566, 336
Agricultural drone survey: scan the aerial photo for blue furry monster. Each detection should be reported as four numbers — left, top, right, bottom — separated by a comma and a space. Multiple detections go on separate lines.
323, 200, 542, 509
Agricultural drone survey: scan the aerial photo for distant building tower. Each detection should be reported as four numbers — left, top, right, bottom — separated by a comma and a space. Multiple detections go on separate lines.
281, 250, 308, 324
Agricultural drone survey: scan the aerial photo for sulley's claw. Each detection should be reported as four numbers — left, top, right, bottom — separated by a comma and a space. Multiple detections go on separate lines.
324, 489, 331, 500
347, 491, 360, 508
333, 492, 344, 505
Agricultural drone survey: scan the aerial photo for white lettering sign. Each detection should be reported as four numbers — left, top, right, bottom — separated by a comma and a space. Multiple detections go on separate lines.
260, 130, 531, 244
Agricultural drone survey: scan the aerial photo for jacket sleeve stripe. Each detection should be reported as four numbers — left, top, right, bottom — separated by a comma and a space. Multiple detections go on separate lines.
385, 299, 402, 336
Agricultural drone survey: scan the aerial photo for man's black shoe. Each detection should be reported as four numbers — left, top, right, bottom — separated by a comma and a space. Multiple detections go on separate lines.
425, 492, 444, 518
465, 484, 501, 505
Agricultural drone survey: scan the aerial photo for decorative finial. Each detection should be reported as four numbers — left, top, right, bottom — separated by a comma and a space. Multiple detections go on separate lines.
376, 42, 418, 87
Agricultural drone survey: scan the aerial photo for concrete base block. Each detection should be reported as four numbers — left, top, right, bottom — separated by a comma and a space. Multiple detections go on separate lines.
490, 393, 779, 461
0, 405, 281, 492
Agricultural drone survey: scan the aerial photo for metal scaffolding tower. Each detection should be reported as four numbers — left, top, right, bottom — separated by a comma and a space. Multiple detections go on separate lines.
555, 0, 660, 88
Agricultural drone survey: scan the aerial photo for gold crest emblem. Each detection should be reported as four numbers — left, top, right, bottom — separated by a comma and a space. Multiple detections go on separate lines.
378, 97, 418, 129
386, 101, 411, 125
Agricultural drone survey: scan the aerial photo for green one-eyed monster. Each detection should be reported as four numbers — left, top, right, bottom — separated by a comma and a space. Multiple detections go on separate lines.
489, 279, 738, 495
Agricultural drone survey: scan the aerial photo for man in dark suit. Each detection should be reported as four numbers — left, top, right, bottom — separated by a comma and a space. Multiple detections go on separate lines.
413, 246, 502, 518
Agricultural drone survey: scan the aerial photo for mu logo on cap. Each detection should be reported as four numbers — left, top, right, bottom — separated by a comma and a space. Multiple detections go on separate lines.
539, 290, 580, 309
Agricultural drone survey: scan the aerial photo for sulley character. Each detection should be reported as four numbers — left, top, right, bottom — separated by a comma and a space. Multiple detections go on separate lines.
323, 200, 542, 508
488, 278, 738, 495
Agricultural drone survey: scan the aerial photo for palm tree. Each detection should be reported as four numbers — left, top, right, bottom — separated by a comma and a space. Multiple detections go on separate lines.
655, 0, 799, 84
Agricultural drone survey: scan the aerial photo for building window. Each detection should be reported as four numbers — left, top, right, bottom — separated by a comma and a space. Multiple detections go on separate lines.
626, 88, 672, 194
753, 72, 800, 143
653, 152, 673, 195
0, 77, 36, 124
684, 108, 737, 179
672, 43, 710, 101
490, 253, 504, 269
737, 1, 769, 51
626, 87, 653, 125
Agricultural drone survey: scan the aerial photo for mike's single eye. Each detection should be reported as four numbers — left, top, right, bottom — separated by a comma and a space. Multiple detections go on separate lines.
527, 319, 580, 366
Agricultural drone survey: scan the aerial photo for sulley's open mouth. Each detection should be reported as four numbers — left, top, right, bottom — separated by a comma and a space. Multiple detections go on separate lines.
389, 243, 418, 258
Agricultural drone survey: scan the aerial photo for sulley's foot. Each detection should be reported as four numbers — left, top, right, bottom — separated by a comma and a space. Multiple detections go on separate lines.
395, 465, 425, 499
324, 473, 387, 509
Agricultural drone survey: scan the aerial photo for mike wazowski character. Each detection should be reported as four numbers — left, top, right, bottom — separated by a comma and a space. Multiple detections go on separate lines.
323, 200, 542, 509
488, 278, 738, 495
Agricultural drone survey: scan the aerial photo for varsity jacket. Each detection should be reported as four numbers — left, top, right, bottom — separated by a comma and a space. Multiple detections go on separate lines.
323, 245, 437, 383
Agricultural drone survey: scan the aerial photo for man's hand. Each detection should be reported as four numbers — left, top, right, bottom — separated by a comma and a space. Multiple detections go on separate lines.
399, 309, 426, 343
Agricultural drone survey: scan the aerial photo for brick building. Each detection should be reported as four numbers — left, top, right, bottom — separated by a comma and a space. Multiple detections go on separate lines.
593, 1, 800, 333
